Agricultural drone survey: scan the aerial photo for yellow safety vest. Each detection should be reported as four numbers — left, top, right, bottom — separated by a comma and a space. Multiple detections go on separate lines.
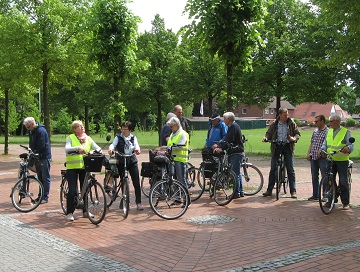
326, 127, 349, 161
66, 134, 93, 169
167, 130, 189, 163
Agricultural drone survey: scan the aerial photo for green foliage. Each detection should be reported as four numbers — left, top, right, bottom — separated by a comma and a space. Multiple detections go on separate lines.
346, 118, 356, 127
293, 118, 300, 127
52, 108, 73, 134
4, 101, 20, 135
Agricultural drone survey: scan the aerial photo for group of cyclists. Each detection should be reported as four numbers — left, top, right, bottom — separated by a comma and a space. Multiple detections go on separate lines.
21, 106, 355, 222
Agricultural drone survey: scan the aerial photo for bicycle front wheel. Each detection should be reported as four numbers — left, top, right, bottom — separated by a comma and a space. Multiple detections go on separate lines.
120, 178, 130, 218
60, 177, 68, 214
11, 177, 43, 213
141, 172, 159, 198
213, 170, 237, 206
275, 165, 281, 200
85, 180, 107, 224
149, 179, 189, 220
319, 174, 336, 215
242, 163, 264, 196
187, 167, 205, 202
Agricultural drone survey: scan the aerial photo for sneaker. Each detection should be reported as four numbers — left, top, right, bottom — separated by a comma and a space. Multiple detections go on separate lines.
136, 204, 144, 211
40, 199, 48, 204
308, 196, 318, 201
342, 205, 350, 210
262, 191, 272, 197
83, 212, 94, 218
291, 193, 297, 199
66, 213, 74, 221
240, 192, 245, 197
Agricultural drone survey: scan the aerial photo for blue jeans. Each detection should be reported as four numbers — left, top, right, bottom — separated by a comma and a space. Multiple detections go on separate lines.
229, 153, 243, 194
310, 157, 327, 198
174, 161, 188, 189
267, 145, 296, 194
37, 158, 51, 200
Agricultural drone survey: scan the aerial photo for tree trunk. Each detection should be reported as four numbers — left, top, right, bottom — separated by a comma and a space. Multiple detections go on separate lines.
84, 104, 89, 135
42, 62, 51, 138
4, 88, 9, 155
226, 60, 234, 111
157, 99, 162, 146
113, 76, 121, 135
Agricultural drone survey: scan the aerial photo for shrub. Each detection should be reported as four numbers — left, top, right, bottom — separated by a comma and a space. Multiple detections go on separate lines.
346, 118, 356, 127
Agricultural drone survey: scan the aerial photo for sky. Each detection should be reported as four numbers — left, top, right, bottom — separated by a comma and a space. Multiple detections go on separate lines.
127, 0, 191, 33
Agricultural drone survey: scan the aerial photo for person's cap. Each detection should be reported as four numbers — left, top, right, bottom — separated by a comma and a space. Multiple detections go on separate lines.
209, 113, 220, 120
166, 112, 176, 120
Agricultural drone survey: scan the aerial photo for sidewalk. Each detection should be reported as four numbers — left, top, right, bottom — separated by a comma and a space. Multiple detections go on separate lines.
1, 145, 360, 271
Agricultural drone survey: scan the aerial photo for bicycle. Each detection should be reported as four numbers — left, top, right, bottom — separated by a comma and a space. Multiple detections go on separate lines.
318, 137, 355, 214
103, 151, 132, 219
141, 150, 205, 202
265, 140, 289, 200
10, 144, 44, 212
148, 145, 190, 220
60, 150, 107, 224
200, 145, 238, 206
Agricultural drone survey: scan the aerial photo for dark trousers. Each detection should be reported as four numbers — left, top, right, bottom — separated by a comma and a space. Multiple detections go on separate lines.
118, 162, 142, 204
267, 145, 296, 194
66, 168, 86, 215
332, 161, 349, 205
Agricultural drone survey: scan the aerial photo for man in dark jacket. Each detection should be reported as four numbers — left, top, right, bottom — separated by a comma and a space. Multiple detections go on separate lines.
262, 108, 301, 198
23, 117, 52, 203
213, 112, 244, 198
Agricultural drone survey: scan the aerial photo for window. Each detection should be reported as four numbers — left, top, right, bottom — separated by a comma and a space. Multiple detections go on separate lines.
270, 109, 274, 114
242, 108, 247, 114
311, 112, 316, 116
265, 109, 269, 114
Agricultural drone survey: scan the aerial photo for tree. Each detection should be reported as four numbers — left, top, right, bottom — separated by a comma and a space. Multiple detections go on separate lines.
171, 35, 226, 116
234, 0, 340, 114
89, 0, 139, 134
312, 0, 360, 68
129, 15, 178, 144
1, 0, 92, 137
185, 0, 267, 111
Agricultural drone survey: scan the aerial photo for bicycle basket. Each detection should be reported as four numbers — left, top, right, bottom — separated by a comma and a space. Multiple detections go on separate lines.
141, 162, 155, 177
153, 155, 170, 166
28, 154, 40, 173
84, 154, 105, 172
149, 149, 167, 163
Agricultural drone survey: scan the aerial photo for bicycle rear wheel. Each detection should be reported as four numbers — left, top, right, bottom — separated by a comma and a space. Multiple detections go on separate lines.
11, 177, 43, 213
85, 180, 107, 224
242, 163, 264, 196
213, 171, 237, 206
187, 167, 205, 202
60, 176, 68, 214
149, 179, 189, 220
141, 172, 159, 198
104, 171, 116, 208
120, 178, 130, 218
319, 174, 336, 215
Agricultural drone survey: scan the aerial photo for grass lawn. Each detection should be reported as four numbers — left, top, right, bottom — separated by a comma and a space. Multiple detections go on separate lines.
2, 127, 359, 160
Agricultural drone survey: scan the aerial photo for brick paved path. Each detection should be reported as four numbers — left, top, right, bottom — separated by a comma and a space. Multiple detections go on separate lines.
1, 144, 360, 271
